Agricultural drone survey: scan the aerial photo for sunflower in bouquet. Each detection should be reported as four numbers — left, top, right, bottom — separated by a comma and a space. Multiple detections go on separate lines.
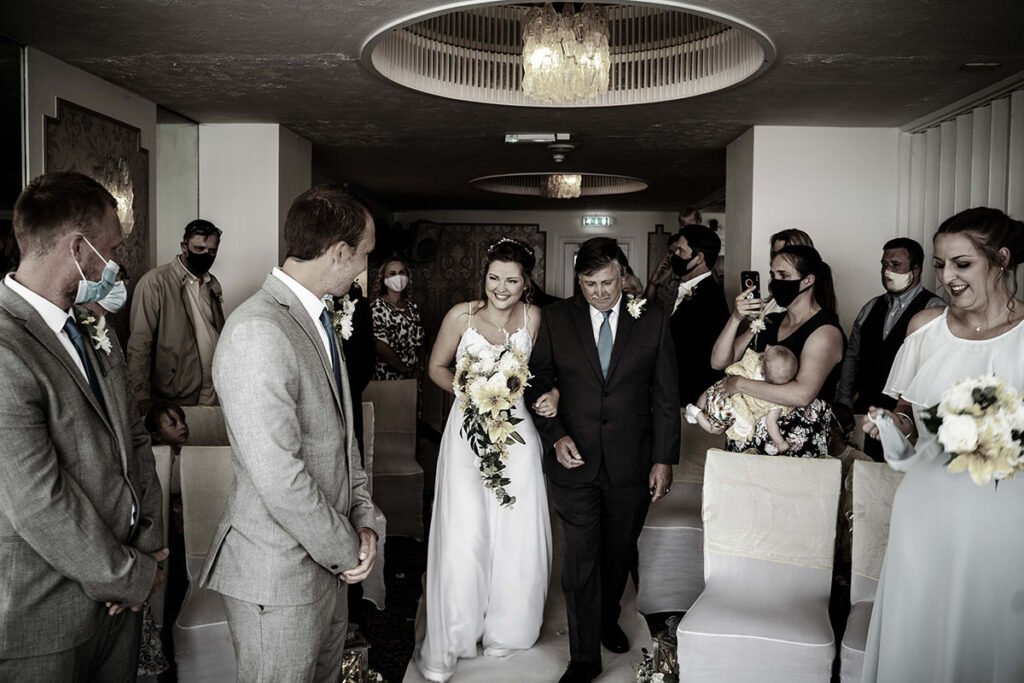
453, 336, 532, 507
922, 374, 1024, 486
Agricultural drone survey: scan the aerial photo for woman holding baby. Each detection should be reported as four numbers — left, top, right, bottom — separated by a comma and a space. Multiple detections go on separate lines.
708, 245, 845, 457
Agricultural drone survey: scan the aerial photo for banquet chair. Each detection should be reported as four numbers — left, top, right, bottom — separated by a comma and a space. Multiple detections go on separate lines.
179, 405, 229, 446
839, 461, 903, 683
360, 401, 388, 610
677, 449, 842, 682
635, 419, 723, 614
148, 445, 173, 629
363, 379, 423, 539
173, 446, 237, 682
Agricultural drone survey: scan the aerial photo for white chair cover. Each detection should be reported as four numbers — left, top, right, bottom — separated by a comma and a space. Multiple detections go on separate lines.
149, 445, 173, 628
360, 401, 387, 610
635, 419, 723, 613
179, 405, 229, 446
174, 446, 237, 682
839, 461, 903, 683
677, 449, 842, 682
363, 379, 424, 539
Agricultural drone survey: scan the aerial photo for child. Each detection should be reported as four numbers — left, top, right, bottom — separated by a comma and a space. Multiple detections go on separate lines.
146, 403, 189, 453
686, 346, 799, 454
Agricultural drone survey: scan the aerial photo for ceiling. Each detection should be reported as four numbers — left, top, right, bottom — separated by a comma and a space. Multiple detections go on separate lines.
2, 0, 1023, 211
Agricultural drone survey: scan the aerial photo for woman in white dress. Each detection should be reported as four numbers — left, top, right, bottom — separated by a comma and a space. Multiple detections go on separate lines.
415, 238, 554, 682
861, 207, 1024, 682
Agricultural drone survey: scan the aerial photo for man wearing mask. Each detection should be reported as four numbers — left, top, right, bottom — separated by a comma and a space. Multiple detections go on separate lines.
668, 225, 730, 406
128, 219, 225, 412
835, 237, 944, 459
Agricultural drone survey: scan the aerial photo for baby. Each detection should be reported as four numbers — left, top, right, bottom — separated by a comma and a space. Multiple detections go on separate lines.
686, 346, 799, 453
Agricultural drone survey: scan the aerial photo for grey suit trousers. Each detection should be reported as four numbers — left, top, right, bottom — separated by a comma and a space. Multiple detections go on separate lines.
223, 582, 348, 683
0, 610, 141, 682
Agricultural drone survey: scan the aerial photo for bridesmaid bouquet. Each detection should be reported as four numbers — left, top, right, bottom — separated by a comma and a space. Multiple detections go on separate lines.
922, 374, 1024, 486
453, 335, 532, 508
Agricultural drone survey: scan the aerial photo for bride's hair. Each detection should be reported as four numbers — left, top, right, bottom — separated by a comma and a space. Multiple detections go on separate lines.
480, 238, 537, 303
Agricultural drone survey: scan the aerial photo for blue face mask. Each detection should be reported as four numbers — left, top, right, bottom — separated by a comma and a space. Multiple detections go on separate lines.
72, 236, 120, 305
98, 280, 128, 313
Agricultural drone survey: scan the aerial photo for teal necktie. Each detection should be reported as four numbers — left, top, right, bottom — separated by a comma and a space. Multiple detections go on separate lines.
319, 308, 343, 392
598, 309, 612, 378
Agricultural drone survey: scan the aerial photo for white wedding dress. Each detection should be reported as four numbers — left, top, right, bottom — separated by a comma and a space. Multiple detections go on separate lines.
861, 309, 1024, 682
415, 317, 552, 682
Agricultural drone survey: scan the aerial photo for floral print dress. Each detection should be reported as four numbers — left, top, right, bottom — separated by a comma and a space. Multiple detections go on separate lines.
371, 297, 425, 380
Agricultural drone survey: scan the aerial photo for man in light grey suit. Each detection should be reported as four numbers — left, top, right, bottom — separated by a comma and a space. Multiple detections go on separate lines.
0, 171, 167, 680
200, 185, 379, 681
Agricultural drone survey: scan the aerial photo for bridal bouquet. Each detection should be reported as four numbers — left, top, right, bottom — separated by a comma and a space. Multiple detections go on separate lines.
453, 335, 532, 508
922, 374, 1024, 486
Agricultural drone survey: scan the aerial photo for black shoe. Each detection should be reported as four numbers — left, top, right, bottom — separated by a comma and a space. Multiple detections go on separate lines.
559, 661, 602, 683
600, 623, 629, 653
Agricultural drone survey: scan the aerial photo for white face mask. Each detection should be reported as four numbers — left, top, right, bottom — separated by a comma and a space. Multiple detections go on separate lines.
98, 280, 128, 313
384, 274, 409, 293
883, 269, 914, 293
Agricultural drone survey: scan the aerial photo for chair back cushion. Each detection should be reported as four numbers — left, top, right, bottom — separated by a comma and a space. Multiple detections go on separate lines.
676, 419, 725, 484
180, 446, 234, 558
151, 445, 174, 547
362, 379, 417, 434
362, 401, 375, 491
850, 460, 903, 602
703, 449, 842, 569
180, 405, 229, 446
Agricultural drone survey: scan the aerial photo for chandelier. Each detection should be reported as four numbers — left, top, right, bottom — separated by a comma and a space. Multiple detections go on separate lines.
542, 173, 583, 199
522, 3, 611, 104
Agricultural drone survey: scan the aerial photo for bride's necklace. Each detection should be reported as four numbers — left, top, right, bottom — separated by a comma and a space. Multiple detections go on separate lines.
482, 307, 514, 334
964, 303, 1007, 333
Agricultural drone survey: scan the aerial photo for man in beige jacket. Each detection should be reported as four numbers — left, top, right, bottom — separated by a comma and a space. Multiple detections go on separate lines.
127, 219, 225, 412
199, 185, 378, 681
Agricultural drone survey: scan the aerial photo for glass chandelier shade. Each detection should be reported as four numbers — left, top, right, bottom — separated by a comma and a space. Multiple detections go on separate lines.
542, 173, 584, 199
522, 4, 611, 104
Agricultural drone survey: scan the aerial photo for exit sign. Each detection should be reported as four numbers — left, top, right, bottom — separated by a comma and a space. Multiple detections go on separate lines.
582, 215, 613, 227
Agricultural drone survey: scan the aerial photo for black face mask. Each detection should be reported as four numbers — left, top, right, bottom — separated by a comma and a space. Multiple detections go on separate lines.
185, 250, 216, 276
670, 253, 699, 277
768, 279, 811, 307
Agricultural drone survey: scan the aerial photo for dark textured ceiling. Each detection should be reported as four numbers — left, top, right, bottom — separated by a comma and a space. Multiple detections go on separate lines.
2, 0, 1023, 211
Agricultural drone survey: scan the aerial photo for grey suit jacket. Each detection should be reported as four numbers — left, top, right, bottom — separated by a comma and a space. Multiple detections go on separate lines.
0, 282, 163, 659
199, 274, 377, 606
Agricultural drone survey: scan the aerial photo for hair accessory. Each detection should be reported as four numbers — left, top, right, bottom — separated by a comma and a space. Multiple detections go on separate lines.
487, 237, 534, 256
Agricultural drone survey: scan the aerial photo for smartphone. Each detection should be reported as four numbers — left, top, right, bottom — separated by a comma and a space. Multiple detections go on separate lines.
741, 271, 760, 299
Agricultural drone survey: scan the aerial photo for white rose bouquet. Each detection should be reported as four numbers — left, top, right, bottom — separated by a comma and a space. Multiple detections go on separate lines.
453, 334, 532, 508
921, 374, 1024, 486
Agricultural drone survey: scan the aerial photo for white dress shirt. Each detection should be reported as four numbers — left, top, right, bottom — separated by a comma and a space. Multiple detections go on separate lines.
175, 256, 220, 403
271, 267, 335, 368
672, 270, 713, 315
589, 293, 623, 345
4, 273, 87, 378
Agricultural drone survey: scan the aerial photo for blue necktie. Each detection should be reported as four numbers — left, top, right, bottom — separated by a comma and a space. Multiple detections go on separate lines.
63, 318, 108, 415
598, 309, 613, 379
319, 308, 343, 392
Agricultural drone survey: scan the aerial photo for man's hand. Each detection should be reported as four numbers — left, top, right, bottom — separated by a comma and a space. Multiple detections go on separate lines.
105, 547, 169, 616
341, 528, 378, 584
554, 436, 585, 469
649, 464, 672, 502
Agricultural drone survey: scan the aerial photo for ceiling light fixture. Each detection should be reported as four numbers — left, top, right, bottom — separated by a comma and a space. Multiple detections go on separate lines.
542, 173, 584, 199
521, 4, 610, 104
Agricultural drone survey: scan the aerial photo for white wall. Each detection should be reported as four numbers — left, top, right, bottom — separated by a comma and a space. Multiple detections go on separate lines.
24, 47, 159, 262
392, 209, 679, 297
726, 126, 902, 329
199, 124, 282, 315
155, 115, 198, 264
725, 128, 754, 303
277, 127, 312, 262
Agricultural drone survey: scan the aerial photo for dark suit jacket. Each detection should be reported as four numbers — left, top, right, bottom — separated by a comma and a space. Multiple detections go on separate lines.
527, 295, 680, 486
669, 275, 730, 405
0, 282, 163, 659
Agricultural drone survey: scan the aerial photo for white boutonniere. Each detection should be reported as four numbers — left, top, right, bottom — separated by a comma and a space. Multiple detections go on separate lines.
326, 295, 356, 340
627, 295, 647, 319
74, 310, 113, 355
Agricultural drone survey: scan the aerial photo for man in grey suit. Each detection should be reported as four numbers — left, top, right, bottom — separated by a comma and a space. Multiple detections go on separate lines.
0, 171, 167, 680
200, 185, 379, 681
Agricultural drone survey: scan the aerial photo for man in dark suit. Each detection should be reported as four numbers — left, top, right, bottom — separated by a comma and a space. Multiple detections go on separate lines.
0, 171, 166, 680
528, 237, 680, 683
668, 225, 730, 405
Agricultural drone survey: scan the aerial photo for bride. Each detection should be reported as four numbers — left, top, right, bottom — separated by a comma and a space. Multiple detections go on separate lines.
415, 238, 555, 682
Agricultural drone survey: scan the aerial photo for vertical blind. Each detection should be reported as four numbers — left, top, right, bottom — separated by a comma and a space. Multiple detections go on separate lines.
898, 88, 1024, 292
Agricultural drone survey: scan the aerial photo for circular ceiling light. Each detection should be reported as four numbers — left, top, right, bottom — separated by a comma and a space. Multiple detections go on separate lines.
471, 172, 648, 198
362, 2, 774, 107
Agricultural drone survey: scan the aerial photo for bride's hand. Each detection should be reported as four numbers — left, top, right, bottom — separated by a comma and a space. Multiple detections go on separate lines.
863, 407, 913, 440
533, 388, 560, 418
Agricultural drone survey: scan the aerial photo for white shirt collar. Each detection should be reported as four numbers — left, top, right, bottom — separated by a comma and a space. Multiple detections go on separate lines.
589, 293, 622, 322
272, 267, 328, 324
4, 273, 74, 334
673, 271, 713, 313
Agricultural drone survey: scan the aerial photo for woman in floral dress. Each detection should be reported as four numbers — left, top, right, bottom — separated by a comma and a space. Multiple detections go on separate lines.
710, 245, 845, 457
371, 257, 425, 380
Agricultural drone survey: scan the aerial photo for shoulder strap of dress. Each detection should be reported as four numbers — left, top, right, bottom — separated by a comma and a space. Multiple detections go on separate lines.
523, 301, 530, 327
466, 301, 474, 330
